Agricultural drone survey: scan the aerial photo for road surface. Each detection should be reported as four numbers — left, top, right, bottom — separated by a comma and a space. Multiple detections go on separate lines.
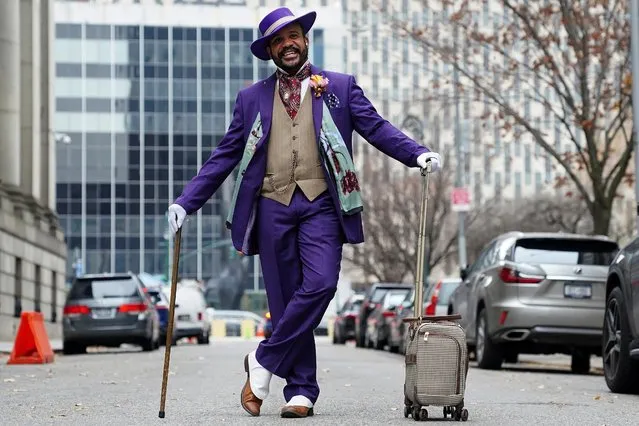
0, 337, 636, 425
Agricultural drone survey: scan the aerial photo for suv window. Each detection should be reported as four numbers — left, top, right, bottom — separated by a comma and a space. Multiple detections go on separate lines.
384, 290, 410, 308
513, 238, 618, 266
370, 289, 388, 303
68, 277, 141, 300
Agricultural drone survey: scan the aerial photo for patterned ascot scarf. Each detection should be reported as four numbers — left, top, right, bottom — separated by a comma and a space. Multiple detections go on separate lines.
277, 62, 312, 120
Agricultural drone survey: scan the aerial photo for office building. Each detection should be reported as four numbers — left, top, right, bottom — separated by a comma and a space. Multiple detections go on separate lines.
0, 0, 68, 342
53, 0, 345, 281
341, 0, 559, 205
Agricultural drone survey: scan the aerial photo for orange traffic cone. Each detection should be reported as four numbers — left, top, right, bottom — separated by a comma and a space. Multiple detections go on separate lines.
7, 312, 54, 365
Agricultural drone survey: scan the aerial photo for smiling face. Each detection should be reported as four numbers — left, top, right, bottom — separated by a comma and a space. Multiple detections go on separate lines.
266, 22, 309, 75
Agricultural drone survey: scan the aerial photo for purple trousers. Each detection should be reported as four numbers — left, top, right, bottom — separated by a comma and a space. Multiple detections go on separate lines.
255, 187, 343, 404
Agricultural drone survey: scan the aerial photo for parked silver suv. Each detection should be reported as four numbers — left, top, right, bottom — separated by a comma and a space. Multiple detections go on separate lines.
62, 273, 160, 354
448, 232, 618, 373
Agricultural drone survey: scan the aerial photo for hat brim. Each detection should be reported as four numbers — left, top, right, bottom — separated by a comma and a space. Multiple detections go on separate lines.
250, 11, 317, 61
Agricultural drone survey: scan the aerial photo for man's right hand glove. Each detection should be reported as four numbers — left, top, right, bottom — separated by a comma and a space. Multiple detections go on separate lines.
167, 204, 187, 235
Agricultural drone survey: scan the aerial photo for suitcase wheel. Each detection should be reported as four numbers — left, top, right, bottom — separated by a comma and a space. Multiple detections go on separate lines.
403, 405, 410, 418
453, 407, 469, 422
443, 405, 469, 422
410, 405, 428, 421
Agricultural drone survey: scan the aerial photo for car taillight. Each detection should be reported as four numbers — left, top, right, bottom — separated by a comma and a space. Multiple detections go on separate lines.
382, 311, 395, 318
499, 267, 544, 284
63, 305, 90, 316
118, 302, 148, 313
197, 312, 203, 321
345, 314, 357, 320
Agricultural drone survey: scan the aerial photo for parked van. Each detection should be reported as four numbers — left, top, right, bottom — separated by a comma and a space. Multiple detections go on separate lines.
162, 280, 210, 344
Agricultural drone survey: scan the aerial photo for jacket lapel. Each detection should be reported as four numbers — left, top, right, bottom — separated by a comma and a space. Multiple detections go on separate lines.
310, 64, 324, 139
257, 72, 276, 150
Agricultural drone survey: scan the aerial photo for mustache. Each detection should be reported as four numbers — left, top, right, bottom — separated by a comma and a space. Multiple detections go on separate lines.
279, 46, 301, 58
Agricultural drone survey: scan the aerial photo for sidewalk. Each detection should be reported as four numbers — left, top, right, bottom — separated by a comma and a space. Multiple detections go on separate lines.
0, 339, 63, 354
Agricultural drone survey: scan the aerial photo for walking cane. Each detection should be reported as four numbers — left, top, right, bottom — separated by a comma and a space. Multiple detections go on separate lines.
159, 226, 182, 419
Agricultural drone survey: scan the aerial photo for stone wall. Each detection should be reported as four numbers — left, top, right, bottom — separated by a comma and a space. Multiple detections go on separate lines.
0, 181, 67, 342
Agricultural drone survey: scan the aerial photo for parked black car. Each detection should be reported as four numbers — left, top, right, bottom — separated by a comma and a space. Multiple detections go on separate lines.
332, 294, 364, 344
603, 236, 639, 393
355, 283, 412, 347
364, 287, 412, 350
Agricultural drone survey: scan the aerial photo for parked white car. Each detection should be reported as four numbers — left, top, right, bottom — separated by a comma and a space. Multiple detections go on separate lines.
162, 281, 210, 344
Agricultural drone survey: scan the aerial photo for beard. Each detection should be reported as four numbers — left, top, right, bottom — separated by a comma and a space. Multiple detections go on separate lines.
272, 44, 309, 75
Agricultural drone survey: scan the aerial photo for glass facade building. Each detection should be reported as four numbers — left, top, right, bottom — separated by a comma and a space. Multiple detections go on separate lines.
54, 16, 327, 281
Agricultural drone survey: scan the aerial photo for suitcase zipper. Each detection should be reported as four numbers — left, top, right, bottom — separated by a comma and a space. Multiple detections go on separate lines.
420, 331, 462, 394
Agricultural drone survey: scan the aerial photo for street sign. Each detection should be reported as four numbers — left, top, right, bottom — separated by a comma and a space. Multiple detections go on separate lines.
451, 187, 471, 212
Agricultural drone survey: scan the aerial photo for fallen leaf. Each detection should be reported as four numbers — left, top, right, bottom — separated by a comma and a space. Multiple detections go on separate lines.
593, 395, 601, 400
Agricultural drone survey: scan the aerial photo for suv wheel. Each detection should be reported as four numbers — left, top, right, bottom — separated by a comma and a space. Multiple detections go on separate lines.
62, 341, 86, 355
603, 287, 639, 393
476, 308, 503, 370
141, 336, 155, 351
197, 329, 210, 345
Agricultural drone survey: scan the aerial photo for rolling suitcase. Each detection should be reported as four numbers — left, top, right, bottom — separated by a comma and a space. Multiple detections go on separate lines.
402, 163, 470, 422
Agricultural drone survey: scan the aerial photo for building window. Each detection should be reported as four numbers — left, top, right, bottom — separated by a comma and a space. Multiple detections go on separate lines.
504, 144, 511, 185
14, 258, 22, 318
524, 145, 532, 185
51, 270, 58, 323
515, 172, 522, 199
535, 172, 542, 193
34, 265, 41, 313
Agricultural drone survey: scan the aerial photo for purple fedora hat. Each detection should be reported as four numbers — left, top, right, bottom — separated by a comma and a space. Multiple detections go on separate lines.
250, 7, 317, 61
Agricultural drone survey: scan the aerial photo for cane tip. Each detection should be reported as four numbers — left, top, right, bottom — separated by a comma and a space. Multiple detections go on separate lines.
159, 411, 165, 418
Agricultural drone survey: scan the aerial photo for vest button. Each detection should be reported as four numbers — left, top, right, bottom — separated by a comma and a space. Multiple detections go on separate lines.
292, 136, 297, 140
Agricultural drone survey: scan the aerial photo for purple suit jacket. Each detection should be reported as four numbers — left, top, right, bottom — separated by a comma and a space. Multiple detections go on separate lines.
174, 64, 430, 254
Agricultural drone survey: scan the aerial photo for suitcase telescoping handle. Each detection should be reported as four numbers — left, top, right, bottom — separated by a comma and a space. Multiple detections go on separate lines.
413, 161, 432, 320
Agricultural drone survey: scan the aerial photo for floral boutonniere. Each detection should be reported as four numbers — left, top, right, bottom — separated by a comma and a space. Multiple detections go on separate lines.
310, 74, 329, 98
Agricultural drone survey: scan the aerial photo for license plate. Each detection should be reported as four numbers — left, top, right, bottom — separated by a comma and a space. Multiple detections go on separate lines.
177, 314, 190, 321
92, 308, 115, 319
564, 283, 592, 299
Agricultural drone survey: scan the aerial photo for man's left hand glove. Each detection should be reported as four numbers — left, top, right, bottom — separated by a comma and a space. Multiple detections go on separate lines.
417, 152, 442, 172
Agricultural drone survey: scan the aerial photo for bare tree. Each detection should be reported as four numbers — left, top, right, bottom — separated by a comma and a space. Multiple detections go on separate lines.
344, 155, 481, 283
465, 191, 593, 262
380, 0, 632, 236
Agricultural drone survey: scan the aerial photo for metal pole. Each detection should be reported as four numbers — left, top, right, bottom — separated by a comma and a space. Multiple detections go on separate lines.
453, 26, 468, 268
631, 0, 639, 232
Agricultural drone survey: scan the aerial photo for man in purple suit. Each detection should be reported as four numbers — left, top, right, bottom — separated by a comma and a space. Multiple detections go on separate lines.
167, 7, 442, 419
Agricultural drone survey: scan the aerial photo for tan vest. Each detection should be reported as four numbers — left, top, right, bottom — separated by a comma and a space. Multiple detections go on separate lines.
261, 83, 327, 206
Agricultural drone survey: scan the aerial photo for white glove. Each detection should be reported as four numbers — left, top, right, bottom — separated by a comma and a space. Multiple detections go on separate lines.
167, 204, 187, 235
417, 152, 442, 172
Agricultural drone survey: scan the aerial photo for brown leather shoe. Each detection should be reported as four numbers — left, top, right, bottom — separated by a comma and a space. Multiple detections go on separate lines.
240, 354, 262, 416
280, 405, 314, 418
